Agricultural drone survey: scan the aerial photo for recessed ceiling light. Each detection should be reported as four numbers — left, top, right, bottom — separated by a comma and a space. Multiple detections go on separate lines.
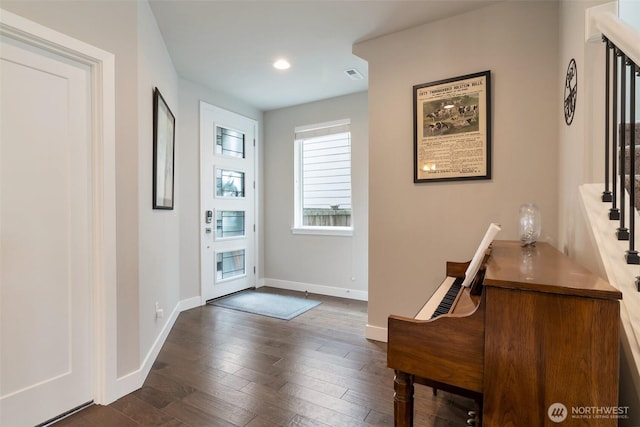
273, 59, 290, 70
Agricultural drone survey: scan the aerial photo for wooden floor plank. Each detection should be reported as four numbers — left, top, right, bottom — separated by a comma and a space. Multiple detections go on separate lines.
55, 288, 471, 426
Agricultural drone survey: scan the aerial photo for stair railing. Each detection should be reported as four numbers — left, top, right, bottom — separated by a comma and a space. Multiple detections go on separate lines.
598, 11, 640, 275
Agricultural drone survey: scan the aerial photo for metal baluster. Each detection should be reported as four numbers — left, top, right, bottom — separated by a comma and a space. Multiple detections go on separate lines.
618, 52, 630, 240
603, 37, 613, 202
635, 67, 640, 291
629, 61, 640, 264
611, 47, 621, 220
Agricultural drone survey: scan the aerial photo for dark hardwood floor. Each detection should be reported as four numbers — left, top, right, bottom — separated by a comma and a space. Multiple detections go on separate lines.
55, 287, 473, 426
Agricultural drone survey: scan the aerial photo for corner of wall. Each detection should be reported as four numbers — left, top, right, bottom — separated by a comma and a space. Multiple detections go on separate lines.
109, 296, 202, 404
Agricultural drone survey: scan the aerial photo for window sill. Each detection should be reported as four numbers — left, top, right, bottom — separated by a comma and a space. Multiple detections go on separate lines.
291, 226, 353, 237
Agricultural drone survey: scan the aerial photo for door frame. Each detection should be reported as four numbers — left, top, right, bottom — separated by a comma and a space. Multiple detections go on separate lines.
199, 101, 259, 304
0, 10, 118, 405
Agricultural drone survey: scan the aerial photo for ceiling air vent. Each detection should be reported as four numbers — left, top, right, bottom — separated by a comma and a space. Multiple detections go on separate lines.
344, 68, 364, 81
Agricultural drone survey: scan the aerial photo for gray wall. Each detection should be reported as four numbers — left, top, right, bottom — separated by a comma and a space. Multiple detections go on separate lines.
263, 92, 369, 299
355, 1, 560, 333
136, 0, 180, 370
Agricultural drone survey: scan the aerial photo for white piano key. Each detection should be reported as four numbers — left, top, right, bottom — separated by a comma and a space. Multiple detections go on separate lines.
414, 276, 457, 320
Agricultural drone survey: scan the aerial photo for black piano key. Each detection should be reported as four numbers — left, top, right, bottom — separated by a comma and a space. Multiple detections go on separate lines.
430, 278, 463, 319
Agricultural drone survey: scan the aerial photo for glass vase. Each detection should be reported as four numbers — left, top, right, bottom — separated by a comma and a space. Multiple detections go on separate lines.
519, 203, 541, 246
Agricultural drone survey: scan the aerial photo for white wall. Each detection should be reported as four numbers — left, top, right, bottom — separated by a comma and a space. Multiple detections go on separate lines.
136, 0, 180, 369
557, 0, 609, 266
620, 0, 640, 29
263, 92, 369, 299
177, 78, 263, 301
354, 1, 560, 334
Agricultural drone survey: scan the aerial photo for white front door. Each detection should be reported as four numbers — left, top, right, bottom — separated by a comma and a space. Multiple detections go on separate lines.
0, 35, 93, 426
200, 103, 257, 302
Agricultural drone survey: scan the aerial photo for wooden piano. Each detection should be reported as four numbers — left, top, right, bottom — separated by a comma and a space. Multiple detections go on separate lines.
388, 240, 622, 426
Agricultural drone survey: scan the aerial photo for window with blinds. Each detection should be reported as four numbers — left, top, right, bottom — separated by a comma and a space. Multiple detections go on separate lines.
294, 119, 352, 234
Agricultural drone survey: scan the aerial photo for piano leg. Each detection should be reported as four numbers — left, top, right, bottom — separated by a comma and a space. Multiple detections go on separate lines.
475, 399, 483, 427
393, 370, 414, 427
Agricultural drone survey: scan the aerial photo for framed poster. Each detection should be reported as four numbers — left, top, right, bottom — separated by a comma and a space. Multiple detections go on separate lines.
413, 70, 491, 183
153, 87, 175, 209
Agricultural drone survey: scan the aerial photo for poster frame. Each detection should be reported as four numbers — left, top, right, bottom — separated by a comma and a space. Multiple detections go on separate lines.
413, 70, 491, 183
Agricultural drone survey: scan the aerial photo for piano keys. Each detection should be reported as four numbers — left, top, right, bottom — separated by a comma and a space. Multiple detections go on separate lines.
387, 240, 622, 427
414, 276, 460, 320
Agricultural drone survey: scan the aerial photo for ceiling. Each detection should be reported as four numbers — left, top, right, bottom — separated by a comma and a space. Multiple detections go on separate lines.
149, 0, 500, 111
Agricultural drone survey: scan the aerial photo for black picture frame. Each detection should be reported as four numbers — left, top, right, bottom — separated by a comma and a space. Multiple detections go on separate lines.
153, 87, 175, 209
413, 70, 491, 183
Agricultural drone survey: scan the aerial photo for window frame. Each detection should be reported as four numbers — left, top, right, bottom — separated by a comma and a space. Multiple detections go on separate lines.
292, 119, 353, 237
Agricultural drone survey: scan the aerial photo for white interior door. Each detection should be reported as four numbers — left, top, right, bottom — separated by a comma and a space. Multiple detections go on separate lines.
200, 102, 257, 302
0, 35, 93, 426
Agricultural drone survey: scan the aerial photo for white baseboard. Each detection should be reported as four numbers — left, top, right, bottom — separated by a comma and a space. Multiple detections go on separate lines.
110, 296, 204, 404
262, 278, 368, 301
365, 324, 388, 342
178, 296, 202, 312
111, 369, 140, 404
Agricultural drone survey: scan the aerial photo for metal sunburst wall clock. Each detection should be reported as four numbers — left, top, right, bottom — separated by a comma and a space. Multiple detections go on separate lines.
564, 58, 577, 126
